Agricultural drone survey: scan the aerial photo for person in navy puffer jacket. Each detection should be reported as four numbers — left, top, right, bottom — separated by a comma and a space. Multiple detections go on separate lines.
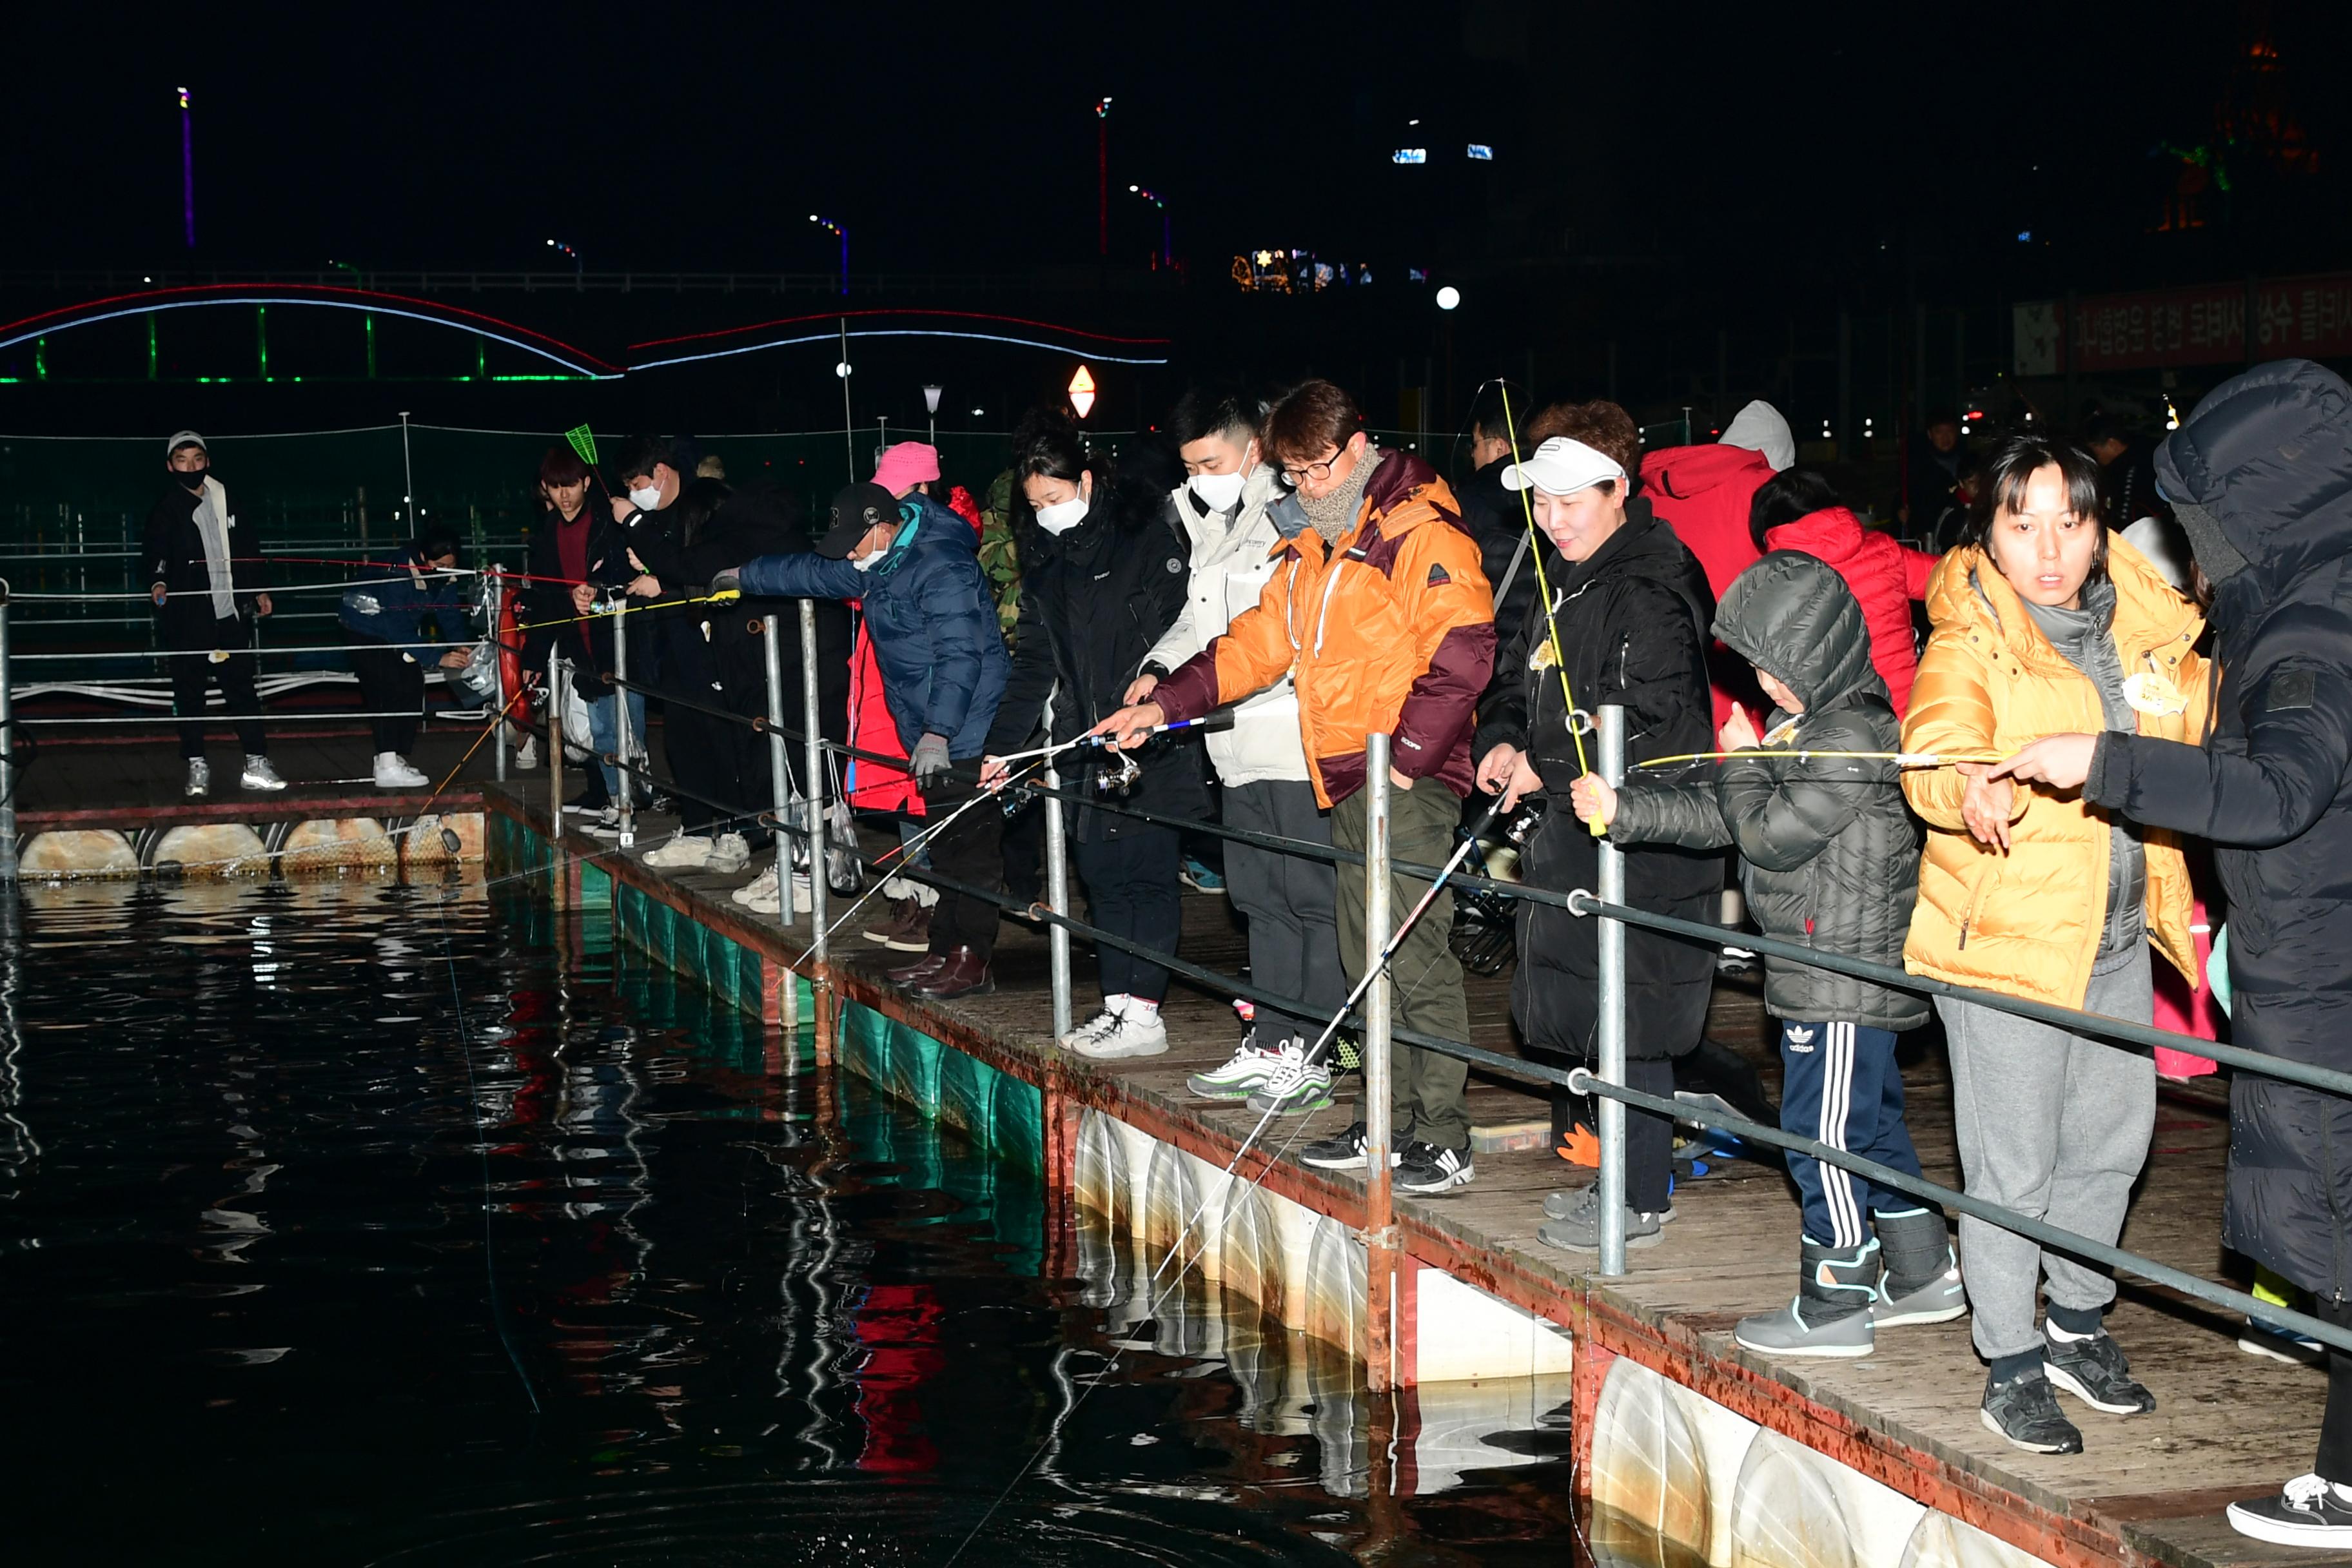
720, 482, 1010, 998
338, 530, 475, 789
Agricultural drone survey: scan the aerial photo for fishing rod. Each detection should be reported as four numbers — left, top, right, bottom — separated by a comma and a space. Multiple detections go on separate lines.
945, 794, 1506, 1565
1493, 383, 1605, 838
1636, 748, 2009, 770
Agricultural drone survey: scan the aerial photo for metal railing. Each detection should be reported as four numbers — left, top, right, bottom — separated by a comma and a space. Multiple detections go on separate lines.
110, 573, 2338, 1382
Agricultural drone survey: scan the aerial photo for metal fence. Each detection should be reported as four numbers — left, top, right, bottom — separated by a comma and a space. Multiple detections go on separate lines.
496, 612, 2352, 1390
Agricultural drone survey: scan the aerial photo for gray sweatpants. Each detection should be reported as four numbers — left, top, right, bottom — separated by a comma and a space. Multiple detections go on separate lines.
1221, 779, 1345, 1046
1938, 942, 2155, 1362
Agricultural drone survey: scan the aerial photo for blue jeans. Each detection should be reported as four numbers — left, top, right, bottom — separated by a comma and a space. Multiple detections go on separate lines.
588, 689, 647, 799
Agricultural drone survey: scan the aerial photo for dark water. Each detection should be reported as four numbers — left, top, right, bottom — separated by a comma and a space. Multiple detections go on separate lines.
0, 877, 1589, 1565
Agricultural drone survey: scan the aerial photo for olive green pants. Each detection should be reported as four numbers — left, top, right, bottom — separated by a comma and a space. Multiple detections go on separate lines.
1332, 780, 1474, 1154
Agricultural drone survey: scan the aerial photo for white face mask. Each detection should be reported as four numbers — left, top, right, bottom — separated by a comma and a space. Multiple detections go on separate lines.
849, 544, 888, 573
627, 483, 663, 513
1034, 496, 1090, 535
1189, 471, 1247, 513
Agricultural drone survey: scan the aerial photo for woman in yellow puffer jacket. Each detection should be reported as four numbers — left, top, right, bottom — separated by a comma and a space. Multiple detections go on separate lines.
1900, 434, 2206, 1457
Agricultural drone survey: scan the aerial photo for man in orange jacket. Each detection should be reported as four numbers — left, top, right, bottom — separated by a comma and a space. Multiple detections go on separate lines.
1093, 379, 1497, 1193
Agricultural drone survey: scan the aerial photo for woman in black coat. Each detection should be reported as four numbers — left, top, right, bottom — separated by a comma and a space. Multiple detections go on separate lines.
1471, 410, 1720, 1250
1995, 360, 2352, 1545
983, 411, 1205, 1060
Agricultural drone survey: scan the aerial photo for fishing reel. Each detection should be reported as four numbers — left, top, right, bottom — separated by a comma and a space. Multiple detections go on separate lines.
1094, 747, 1143, 797
1449, 798, 1547, 977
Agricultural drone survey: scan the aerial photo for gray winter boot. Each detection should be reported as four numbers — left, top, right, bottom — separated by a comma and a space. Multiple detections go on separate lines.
1871, 1206, 1967, 1327
1735, 1237, 1882, 1358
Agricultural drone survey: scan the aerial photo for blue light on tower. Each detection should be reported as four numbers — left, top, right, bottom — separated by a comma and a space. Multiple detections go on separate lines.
1391, 148, 1427, 164
1467, 144, 1494, 161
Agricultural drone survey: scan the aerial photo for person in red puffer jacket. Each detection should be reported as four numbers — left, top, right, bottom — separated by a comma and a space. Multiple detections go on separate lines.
1749, 469, 1937, 718
1636, 400, 1795, 727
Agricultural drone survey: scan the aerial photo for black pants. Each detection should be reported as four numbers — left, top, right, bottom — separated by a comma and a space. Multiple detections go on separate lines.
1549, 1057, 1678, 1214
1072, 823, 1183, 1006
917, 775, 1005, 961
1220, 779, 1343, 1046
162, 605, 263, 760
657, 620, 745, 836
2319, 1296, 2352, 1484
348, 635, 424, 754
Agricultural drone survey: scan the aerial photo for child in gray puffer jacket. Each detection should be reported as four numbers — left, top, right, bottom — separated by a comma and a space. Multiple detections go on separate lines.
1571, 550, 1961, 1359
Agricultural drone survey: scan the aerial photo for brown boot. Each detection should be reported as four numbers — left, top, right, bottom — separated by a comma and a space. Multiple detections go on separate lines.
887, 950, 950, 986
863, 897, 932, 953
912, 945, 993, 999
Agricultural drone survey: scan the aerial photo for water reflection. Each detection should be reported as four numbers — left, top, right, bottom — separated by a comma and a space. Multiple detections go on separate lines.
0, 875, 1587, 1564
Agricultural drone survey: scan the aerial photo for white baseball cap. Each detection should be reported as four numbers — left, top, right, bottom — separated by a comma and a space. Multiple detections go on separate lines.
1502, 436, 1625, 496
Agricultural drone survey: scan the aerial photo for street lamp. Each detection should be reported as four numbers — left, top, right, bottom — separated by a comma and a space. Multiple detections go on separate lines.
1126, 184, 1171, 270
923, 384, 943, 444
546, 239, 582, 279
809, 214, 848, 297
1435, 285, 1462, 311
1095, 97, 1113, 257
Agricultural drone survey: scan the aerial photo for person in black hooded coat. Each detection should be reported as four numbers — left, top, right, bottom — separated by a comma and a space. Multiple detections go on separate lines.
1470, 411, 1721, 1251
1994, 359, 2352, 1543
984, 412, 1206, 1059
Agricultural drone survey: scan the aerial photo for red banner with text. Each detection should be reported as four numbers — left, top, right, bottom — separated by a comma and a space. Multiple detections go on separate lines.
2014, 273, 2352, 376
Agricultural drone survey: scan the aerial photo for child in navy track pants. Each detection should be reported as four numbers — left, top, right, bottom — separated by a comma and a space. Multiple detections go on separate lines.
1574, 550, 1963, 1357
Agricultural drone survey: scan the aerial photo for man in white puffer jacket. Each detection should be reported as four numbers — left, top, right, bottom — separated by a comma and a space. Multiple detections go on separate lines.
1125, 387, 1348, 1111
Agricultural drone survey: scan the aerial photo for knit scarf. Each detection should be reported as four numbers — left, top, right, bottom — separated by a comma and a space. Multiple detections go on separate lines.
193, 477, 236, 618
1297, 446, 1382, 544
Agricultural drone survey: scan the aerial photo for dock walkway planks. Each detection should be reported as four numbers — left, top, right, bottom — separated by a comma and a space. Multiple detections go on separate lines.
492, 776, 2322, 1568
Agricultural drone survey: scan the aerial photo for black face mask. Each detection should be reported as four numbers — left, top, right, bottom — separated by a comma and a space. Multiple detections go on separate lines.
173, 466, 209, 492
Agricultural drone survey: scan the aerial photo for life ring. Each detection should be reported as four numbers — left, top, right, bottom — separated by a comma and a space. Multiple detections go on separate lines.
497, 580, 525, 718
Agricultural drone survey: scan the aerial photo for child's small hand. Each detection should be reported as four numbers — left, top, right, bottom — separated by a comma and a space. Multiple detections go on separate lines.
1719, 705, 1761, 753
1569, 773, 1618, 828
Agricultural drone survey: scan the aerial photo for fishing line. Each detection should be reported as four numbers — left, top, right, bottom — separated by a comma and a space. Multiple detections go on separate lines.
430, 886, 543, 1416
1493, 383, 1604, 837
942, 796, 1502, 1565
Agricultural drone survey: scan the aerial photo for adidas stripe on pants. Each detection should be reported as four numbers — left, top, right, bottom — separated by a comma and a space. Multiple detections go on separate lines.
1776, 1019, 1925, 1248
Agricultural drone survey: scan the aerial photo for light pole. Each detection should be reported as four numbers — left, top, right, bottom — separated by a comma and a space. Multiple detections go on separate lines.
923, 384, 943, 446
1126, 184, 1172, 270
810, 214, 848, 297
1094, 98, 1113, 258
178, 87, 195, 251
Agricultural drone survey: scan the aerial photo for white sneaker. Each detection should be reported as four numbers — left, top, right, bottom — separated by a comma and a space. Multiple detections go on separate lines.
582, 808, 622, 839
1075, 1008, 1170, 1060
184, 758, 210, 798
740, 871, 810, 916
373, 752, 430, 789
707, 832, 752, 874
1058, 1006, 1124, 1051
239, 756, 287, 791
731, 865, 779, 906
514, 735, 540, 770
642, 835, 715, 868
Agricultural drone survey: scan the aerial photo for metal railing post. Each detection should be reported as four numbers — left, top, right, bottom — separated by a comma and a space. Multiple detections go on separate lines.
0, 587, 17, 883
758, 616, 796, 926
489, 567, 507, 783
1595, 704, 1629, 1277
801, 600, 832, 1065
610, 598, 634, 848
1044, 761, 1073, 1043
1362, 732, 1397, 1389
547, 647, 568, 912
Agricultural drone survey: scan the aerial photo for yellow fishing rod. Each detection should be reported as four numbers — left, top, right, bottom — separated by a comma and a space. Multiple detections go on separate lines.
1496, 384, 1607, 836
1636, 749, 2009, 770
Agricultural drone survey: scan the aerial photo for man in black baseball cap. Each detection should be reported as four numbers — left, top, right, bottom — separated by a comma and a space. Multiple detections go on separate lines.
712, 480, 1012, 998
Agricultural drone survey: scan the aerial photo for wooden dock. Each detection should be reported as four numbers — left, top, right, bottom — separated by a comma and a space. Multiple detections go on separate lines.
473, 775, 2339, 1568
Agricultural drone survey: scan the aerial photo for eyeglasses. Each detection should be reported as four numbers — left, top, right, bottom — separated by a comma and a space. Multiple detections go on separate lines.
1280, 444, 1357, 485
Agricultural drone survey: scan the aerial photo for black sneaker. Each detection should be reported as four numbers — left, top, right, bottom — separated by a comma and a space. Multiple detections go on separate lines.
1298, 1121, 1402, 1172
1979, 1371, 2082, 1454
2229, 1475, 2352, 1549
2043, 1329, 2156, 1415
1395, 1141, 1474, 1193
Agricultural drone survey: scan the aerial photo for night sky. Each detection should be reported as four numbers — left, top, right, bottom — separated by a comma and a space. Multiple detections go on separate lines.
14, 1, 2349, 305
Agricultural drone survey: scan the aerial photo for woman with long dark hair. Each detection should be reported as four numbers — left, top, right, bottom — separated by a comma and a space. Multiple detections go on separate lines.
982, 411, 1202, 1059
